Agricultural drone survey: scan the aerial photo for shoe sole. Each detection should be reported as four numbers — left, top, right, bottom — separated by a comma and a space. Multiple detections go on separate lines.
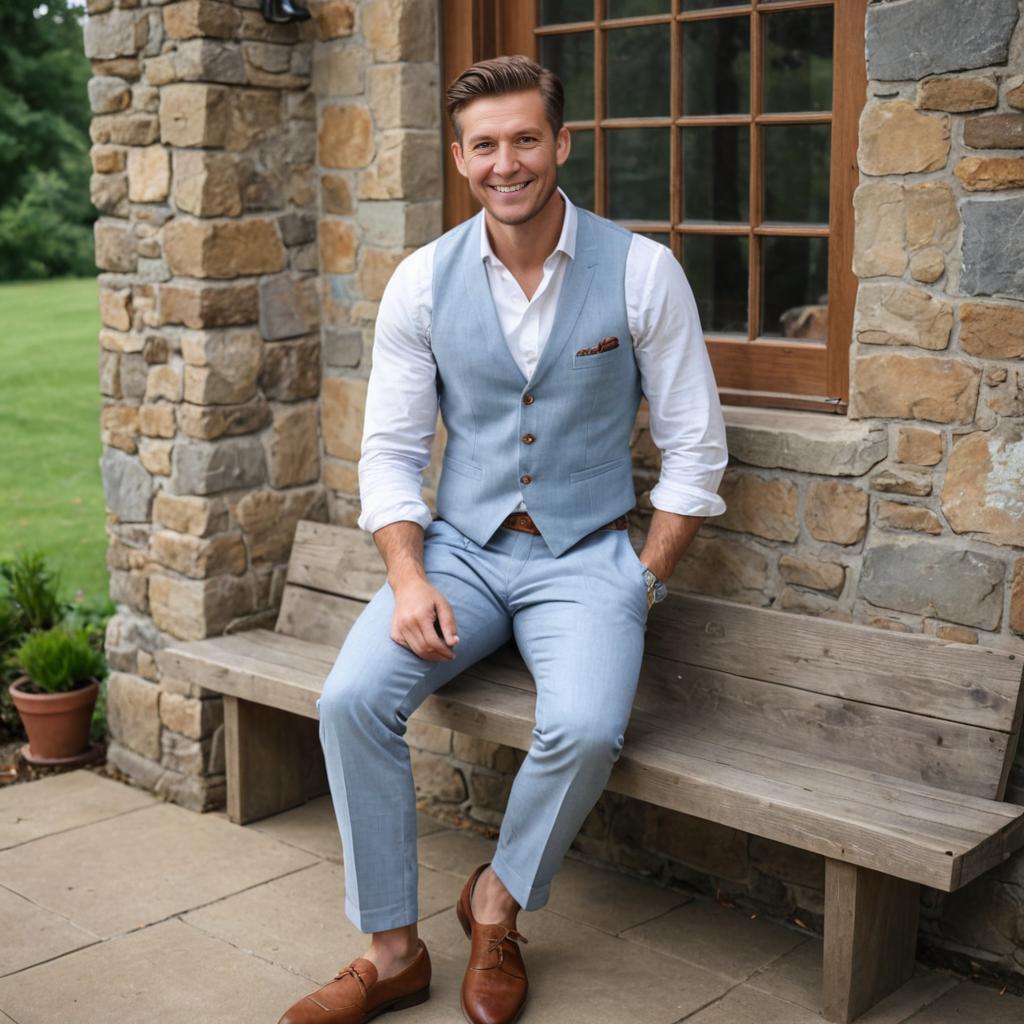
460, 995, 528, 1024
363, 985, 430, 1021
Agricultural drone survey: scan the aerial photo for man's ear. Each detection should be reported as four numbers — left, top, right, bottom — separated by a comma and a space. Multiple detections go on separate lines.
555, 125, 571, 168
451, 140, 469, 178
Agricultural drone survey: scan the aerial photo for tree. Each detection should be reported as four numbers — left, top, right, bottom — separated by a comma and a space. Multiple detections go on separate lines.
0, 2, 94, 280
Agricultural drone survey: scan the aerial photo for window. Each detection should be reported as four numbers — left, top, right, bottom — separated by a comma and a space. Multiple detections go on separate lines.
441, 0, 867, 412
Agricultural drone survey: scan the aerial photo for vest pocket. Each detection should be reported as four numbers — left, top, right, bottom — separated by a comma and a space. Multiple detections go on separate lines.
443, 454, 483, 479
569, 456, 629, 483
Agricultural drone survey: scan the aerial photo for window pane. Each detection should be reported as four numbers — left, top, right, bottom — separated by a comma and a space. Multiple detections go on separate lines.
607, 0, 670, 16
561, 129, 595, 211
761, 236, 829, 340
762, 124, 830, 224
763, 8, 834, 113
682, 17, 750, 116
682, 126, 749, 223
607, 24, 671, 118
539, 0, 593, 25
682, 234, 749, 334
681, 0, 745, 10
539, 32, 594, 123
606, 129, 670, 221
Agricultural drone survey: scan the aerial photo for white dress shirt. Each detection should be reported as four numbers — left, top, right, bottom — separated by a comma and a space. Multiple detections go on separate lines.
356, 191, 728, 536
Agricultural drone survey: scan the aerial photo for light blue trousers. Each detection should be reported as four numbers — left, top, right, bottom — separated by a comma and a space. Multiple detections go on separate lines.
316, 517, 650, 932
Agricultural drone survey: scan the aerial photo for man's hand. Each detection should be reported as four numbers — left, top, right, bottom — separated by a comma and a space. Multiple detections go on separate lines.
373, 520, 460, 662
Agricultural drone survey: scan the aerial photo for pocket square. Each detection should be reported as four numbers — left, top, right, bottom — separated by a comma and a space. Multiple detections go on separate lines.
575, 336, 620, 357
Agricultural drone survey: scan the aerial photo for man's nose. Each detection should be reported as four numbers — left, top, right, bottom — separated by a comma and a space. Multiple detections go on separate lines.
492, 142, 519, 177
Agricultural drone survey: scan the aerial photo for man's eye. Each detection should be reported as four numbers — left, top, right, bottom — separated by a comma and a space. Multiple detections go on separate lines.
475, 142, 493, 150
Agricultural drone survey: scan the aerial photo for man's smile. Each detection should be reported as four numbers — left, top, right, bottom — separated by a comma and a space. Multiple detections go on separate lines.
490, 182, 531, 193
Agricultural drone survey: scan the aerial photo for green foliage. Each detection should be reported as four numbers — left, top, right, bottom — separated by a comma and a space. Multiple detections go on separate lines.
16, 626, 104, 694
0, 2, 94, 279
1, 550, 67, 635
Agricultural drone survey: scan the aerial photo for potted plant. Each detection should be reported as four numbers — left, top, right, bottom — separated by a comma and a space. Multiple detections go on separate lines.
9, 626, 105, 766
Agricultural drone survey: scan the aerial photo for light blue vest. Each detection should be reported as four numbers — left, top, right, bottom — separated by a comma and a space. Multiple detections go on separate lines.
431, 207, 641, 557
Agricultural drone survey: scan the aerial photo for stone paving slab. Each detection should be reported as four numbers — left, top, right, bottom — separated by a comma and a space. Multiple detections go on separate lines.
183, 859, 463, 982
418, 903, 735, 1024
0, 801, 317, 938
684, 983, 826, 1023
242, 794, 447, 862
620, 896, 808, 982
416, 822, 498, 877
0, 884, 98, 977
903, 980, 1024, 1022
0, 770, 153, 850
0, 917, 311, 1024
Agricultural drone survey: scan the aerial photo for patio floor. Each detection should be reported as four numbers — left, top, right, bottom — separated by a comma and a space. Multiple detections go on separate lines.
0, 770, 1020, 1024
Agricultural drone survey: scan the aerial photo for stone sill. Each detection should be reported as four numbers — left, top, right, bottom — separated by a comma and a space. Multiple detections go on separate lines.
722, 405, 888, 477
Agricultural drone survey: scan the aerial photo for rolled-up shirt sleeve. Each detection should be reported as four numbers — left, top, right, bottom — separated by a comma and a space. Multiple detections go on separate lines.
628, 238, 728, 517
355, 247, 439, 536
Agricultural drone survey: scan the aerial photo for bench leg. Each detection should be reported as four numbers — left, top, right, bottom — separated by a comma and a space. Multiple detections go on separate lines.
822, 859, 920, 1023
223, 696, 328, 825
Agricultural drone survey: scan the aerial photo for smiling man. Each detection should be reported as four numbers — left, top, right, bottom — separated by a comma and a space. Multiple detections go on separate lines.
278, 56, 728, 1024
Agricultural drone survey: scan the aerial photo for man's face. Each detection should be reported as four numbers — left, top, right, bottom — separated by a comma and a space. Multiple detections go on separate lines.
451, 89, 570, 227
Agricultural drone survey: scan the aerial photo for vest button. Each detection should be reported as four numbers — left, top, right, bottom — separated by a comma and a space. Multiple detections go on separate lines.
520, 474, 532, 485
522, 393, 535, 405
521, 433, 535, 444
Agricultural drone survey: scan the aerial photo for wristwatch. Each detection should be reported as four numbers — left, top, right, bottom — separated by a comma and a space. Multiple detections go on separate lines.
641, 565, 668, 609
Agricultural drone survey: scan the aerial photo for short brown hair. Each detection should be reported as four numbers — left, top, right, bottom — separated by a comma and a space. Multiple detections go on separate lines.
446, 55, 564, 143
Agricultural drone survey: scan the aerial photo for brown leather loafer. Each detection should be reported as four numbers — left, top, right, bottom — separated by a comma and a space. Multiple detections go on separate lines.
456, 863, 528, 1024
277, 940, 431, 1023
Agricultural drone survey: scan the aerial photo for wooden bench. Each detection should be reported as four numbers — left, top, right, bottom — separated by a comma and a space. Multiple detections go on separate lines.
158, 519, 1024, 1023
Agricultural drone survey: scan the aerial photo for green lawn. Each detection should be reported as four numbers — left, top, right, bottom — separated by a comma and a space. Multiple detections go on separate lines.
0, 278, 108, 605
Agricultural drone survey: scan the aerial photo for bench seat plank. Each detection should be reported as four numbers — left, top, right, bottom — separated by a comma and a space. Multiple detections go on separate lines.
157, 630, 1024, 892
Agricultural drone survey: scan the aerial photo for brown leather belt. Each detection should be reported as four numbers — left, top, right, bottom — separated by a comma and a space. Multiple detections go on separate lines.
500, 511, 628, 535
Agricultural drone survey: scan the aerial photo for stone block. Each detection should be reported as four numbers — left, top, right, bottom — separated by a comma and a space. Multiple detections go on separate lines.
312, 41, 366, 96
451, 733, 519, 772
160, 281, 258, 329
405, 719, 452, 756
918, 76, 997, 112
1011, 559, 1024, 636
319, 105, 374, 168
151, 529, 247, 578
107, 672, 161, 760
1008, 77, 1024, 111
319, 220, 357, 274
960, 302, 1024, 360
357, 200, 441, 249
259, 335, 320, 400
964, 113, 1024, 150
357, 247, 408, 301
233, 485, 326, 562
895, 426, 943, 467
859, 543, 1005, 630
321, 376, 367, 461
126, 145, 170, 203
955, 156, 1024, 191
805, 481, 868, 546
100, 350, 122, 398
849, 353, 980, 424
99, 288, 132, 331
357, 129, 441, 201
321, 174, 352, 215
858, 101, 950, 176
164, 219, 286, 278
170, 437, 266, 496
90, 171, 128, 215
323, 459, 358, 493
941, 425, 1024, 547
181, 328, 263, 405
90, 113, 159, 146
871, 466, 933, 496
108, 568, 149, 612
781, 586, 844, 619
88, 76, 131, 114
280, 212, 316, 248
178, 398, 272, 440
159, 691, 224, 740
715, 471, 799, 543
101, 448, 153, 522
149, 572, 258, 640
905, 183, 958, 253
92, 145, 126, 174
855, 282, 952, 351
263, 403, 320, 487
410, 748, 466, 803
258, 274, 318, 341
866, 0, 1019, 81
153, 493, 229, 536
101, 404, 140, 454
225, 89, 283, 151
362, 0, 436, 62
159, 83, 230, 148
962, 198, 1024, 299
852, 182, 906, 278
163, 0, 240, 40
174, 39, 246, 85
777, 554, 845, 596
671, 534, 769, 605
909, 248, 945, 284
139, 403, 176, 438
322, 327, 362, 368
367, 63, 439, 129
139, 440, 173, 476
877, 501, 943, 535
84, 9, 149, 60
172, 151, 242, 217
310, 0, 355, 39
99, 329, 144, 355
94, 220, 136, 273
145, 366, 182, 403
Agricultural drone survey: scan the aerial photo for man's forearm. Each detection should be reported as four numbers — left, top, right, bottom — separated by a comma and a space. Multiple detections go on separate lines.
373, 520, 429, 592
638, 509, 704, 582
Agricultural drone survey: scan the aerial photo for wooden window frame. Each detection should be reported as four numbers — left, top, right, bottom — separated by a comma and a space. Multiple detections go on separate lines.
440, 0, 866, 414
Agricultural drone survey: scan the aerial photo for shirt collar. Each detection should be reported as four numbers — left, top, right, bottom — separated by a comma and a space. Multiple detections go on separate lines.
479, 187, 577, 266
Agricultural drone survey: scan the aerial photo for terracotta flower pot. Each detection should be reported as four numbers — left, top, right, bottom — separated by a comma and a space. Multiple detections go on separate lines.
8, 676, 101, 767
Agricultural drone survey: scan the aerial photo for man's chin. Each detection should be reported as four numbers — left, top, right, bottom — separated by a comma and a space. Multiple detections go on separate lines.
479, 183, 558, 227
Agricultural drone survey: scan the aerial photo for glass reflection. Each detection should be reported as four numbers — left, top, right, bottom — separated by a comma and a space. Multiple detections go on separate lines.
762, 124, 830, 224
539, 32, 595, 123
682, 234, 749, 334
682, 126, 749, 223
761, 235, 829, 340
606, 129, 670, 221
682, 17, 750, 116
607, 24, 671, 118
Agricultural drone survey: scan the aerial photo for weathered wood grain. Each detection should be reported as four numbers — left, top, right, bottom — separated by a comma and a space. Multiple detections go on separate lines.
286, 520, 386, 600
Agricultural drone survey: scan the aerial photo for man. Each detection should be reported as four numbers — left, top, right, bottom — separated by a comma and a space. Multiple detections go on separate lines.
278, 55, 727, 1024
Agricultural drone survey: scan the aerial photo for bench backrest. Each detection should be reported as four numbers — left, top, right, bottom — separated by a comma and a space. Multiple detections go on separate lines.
279, 520, 1024, 802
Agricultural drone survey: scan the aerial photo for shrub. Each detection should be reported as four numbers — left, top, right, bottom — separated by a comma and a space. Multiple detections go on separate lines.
16, 626, 104, 694
1, 550, 67, 634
